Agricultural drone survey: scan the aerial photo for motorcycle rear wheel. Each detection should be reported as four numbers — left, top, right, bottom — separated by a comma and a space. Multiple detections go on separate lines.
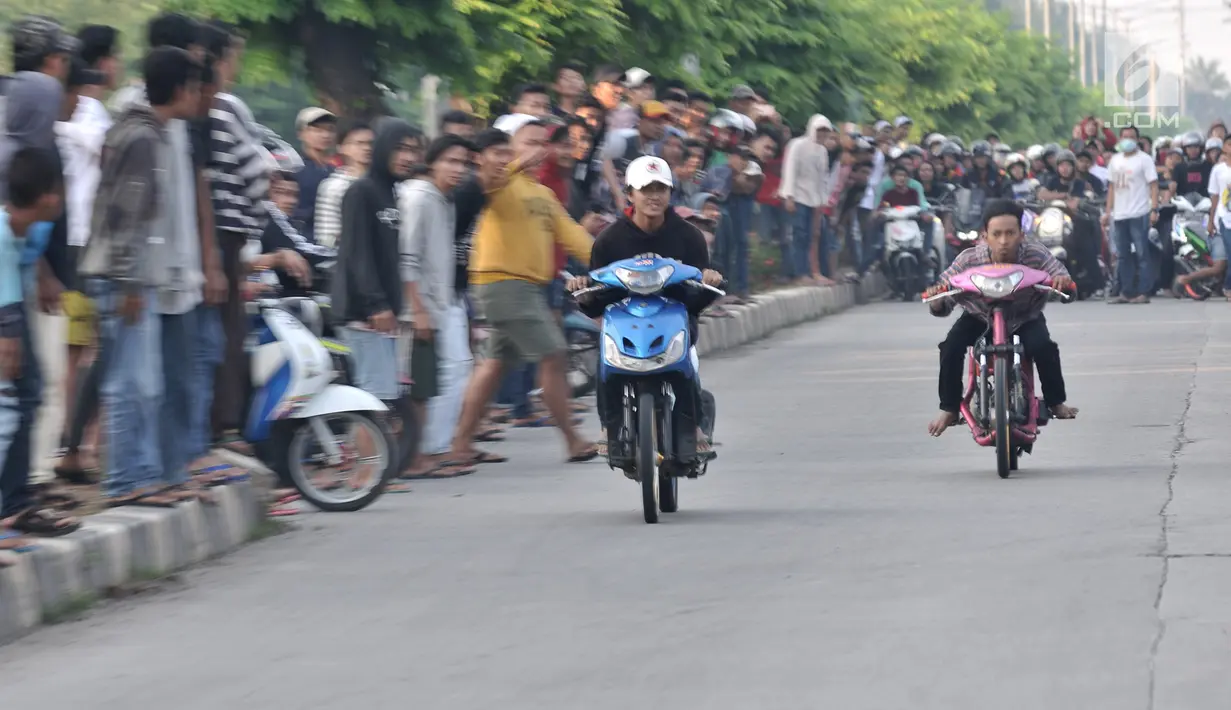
994, 356, 1013, 479
638, 391, 660, 524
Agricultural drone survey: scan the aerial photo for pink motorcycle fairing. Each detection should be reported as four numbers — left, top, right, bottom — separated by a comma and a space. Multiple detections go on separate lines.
946, 264, 1053, 299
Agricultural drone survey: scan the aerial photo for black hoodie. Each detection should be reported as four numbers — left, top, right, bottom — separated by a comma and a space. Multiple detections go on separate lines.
332, 118, 418, 323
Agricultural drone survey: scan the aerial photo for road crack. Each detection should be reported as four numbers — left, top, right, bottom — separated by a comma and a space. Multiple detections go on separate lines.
1146, 319, 1209, 710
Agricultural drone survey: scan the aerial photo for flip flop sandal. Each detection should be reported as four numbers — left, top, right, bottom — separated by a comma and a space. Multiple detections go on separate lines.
399, 461, 477, 480
106, 491, 178, 509
36, 489, 81, 510
513, 417, 552, 428
268, 505, 301, 517
8, 506, 82, 536
53, 464, 99, 485
476, 429, 506, 442
567, 447, 600, 463
385, 481, 414, 493
466, 450, 509, 465
166, 485, 219, 506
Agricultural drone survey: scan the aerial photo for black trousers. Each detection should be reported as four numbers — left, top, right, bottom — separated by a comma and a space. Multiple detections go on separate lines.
938, 312, 1067, 412
212, 232, 248, 437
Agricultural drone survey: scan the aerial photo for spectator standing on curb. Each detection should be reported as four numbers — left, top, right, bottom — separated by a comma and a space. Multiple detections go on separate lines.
780, 114, 833, 284
292, 107, 337, 240
448, 116, 597, 465
399, 134, 476, 478
590, 65, 626, 129
749, 128, 789, 282
726, 144, 762, 300
314, 119, 373, 249
205, 22, 273, 454
332, 117, 422, 482
52, 26, 117, 483
79, 46, 203, 508
0, 148, 74, 539
40, 56, 105, 490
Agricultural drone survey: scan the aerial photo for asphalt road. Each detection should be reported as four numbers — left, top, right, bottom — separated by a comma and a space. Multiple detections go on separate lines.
3, 297, 1230, 710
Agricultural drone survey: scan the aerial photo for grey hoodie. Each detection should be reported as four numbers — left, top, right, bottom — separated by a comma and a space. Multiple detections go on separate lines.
0, 71, 63, 201
399, 178, 458, 326
779, 114, 832, 208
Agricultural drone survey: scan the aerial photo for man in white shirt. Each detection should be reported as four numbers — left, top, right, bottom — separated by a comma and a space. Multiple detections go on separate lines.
1102, 126, 1159, 303
779, 114, 832, 281
47, 38, 113, 482
1181, 134, 1231, 298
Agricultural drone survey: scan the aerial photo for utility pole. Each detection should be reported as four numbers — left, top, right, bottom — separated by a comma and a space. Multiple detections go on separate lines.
1025, 0, 1032, 33
1178, 0, 1187, 116
1043, 0, 1052, 38
1149, 52, 1158, 120
1099, 0, 1108, 85
1079, 0, 1088, 86
1068, 0, 1076, 78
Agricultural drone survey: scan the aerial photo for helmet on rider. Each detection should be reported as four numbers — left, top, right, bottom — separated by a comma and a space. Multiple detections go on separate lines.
707, 109, 745, 151
939, 141, 961, 158
1055, 149, 1076, 167
1042, 143, 1061, 163
1205, 136, 1223, 161
904, 144, 926, 158
1004, 153, 1028, 180
1181, 130, 1203, 148
925, 132, 947, 154
1026, 144, 1044, 161
971, 140, 993, 157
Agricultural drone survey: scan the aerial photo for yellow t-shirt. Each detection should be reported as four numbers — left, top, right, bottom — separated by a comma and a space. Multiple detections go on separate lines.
469, 169, 593, 286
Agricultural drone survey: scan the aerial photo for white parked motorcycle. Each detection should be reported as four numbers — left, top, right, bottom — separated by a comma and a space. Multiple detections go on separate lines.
246, 297, 396, 511
1032, 200, 1073, 261
881, 205, 938, 301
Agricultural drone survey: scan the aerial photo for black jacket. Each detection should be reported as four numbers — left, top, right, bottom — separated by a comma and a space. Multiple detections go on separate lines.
332, 118, 417, 323
584, 209, 712, 328
589, 208, 710, 273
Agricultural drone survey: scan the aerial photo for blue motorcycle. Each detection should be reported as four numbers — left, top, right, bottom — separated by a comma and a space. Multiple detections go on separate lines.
574, 256, 723, 523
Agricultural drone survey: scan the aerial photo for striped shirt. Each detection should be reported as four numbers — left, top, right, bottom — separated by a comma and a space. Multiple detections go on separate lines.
209, 93, 272, 235
934, 241, 1069, 331
313, 172, 357, 249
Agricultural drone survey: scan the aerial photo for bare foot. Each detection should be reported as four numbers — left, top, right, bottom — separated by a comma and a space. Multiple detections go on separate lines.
928, 410, 959, 437
1050, 403, 1079, 419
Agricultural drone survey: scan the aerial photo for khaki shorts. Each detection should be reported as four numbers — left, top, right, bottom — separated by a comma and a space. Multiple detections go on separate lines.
474, 280, 566, 366
62, 290, 96, 347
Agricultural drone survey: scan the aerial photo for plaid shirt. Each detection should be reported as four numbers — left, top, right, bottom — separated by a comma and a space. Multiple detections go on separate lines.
933, 241, 1069, 331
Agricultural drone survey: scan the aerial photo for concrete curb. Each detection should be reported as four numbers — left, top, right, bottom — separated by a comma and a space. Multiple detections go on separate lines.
696, 274, 887, 357
0, 478, 264, 644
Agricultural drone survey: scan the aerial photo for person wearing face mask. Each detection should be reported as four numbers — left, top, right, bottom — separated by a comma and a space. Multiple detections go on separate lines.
1102, 126, 1159, 304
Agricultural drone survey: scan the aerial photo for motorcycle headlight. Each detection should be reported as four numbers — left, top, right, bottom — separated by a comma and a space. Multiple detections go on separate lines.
614, 265, 675, 294
1038, 211, 1064, 237
969, 270, 1025, 298
602, 331, 687, 372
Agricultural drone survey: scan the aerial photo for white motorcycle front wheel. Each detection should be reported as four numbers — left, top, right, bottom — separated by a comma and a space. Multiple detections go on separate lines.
286, 412, 395, 512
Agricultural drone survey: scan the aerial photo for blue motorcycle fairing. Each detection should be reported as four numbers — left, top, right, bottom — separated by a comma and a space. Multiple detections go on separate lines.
245, 361, 292, 442
600, 296, 695, 380
590, 256, 703, 292
563, 310, 600, 334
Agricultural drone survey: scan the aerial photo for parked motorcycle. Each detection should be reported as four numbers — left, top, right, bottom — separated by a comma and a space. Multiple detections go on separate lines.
572, 256, 723, 524
1025, 198, 1107, 300
246, 296, 397, 511
880, 205, 937, 301
1170, 192, 1219, 300
923, 265, 1072, 478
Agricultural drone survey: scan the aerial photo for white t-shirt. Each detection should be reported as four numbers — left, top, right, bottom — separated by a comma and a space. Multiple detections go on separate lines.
1207, 162, 1231, 231
1107, 150, 1157, 220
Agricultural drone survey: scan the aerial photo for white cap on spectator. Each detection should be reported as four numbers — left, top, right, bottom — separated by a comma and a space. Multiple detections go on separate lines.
493, 113, 540, 135
624, 67, 653, 88
874, 119, 891, 132
296, 107, 336, 131
894, 115, 913, 127
625, 155, 674, 190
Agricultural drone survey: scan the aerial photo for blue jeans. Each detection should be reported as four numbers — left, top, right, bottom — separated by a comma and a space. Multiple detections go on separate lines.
791, 208, 815, 278
189, 305, 223, 460
727, 196, 753, 295
498, 364, 536, 419
160, 310, 195, 487
1221, 225, 1231, 291
90, 279, 165, 497
758, 204, 793, 279
1113, 215, 1153, 298
818, 215, 838, 278
0, 312, 39, 517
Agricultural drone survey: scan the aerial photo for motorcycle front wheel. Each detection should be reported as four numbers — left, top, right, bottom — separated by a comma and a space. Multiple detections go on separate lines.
287, 412, 395, 512
994, 356, 1013, 479
637, 391, 660, 524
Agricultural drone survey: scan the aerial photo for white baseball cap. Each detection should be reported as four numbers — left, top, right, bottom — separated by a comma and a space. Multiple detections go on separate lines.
492, 113, 540, 135
625, 155, 674, 190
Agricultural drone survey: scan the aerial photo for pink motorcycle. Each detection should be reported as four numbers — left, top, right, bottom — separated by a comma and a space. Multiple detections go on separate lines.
923, 264, 1071, 478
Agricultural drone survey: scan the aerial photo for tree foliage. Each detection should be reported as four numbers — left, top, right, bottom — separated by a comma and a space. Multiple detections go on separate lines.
19, 0, 1100, 141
